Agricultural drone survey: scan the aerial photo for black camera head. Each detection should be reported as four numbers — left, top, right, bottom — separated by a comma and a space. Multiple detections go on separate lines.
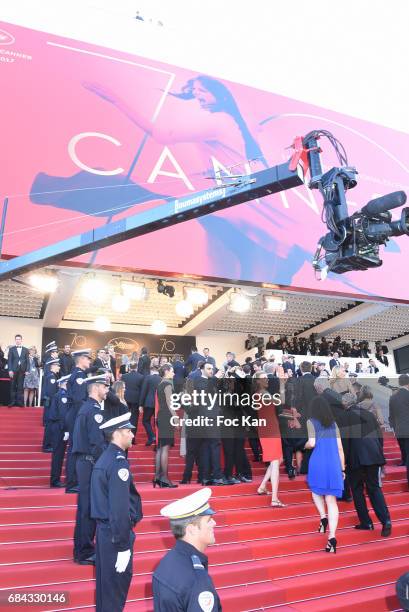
157, 280, 175, 298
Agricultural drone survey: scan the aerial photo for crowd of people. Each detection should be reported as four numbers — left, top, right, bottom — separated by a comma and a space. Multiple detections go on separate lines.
3, 334, 409, 610
258, 333, 390, 364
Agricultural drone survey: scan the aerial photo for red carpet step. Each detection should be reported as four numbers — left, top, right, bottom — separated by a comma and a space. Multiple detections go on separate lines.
0, 407, 406, 611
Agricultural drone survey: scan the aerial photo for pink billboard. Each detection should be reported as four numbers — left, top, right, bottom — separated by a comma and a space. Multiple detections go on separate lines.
0, 21, 408, 301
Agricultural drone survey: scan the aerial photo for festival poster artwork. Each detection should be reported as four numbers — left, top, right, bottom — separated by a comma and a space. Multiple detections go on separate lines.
0, 21, 408, 301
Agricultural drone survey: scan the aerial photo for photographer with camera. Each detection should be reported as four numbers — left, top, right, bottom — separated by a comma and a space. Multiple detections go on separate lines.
376, 347, 389, 367
265, 336, 276, 350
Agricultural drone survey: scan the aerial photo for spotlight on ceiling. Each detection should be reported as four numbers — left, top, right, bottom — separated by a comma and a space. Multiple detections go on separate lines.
229, 292, 251, 313
28, 271, 59, 293
242, 287, 261, 298
151, 319, 167, 335
184, 287, 209, 306
120, 280, 147, 301
175, 300, 194, 318
94, 316, 111, 332
264, 295, 287, 312
82, 276, 108, 304
111, 294, 130, 313
157, 280, 175, 298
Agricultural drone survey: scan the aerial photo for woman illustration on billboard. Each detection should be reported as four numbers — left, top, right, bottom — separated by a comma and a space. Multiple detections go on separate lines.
31, 74, 307, 283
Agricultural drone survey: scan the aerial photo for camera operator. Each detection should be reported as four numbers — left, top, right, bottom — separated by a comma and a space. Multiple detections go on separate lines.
265, 336, 276, 350
376, 348, 389, 367
359, 341, 371, 359
319, 337, 329, 356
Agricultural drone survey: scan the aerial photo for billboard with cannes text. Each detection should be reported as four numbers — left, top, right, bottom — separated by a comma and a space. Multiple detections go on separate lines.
0, 22, 408, 301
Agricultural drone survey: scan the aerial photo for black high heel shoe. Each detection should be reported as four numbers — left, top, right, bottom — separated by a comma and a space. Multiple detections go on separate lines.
152, 478, 161, 488
325, 537, 337, 553
179, 478, 191, 484
318, 517, 328, 533
159, 480, 178, 488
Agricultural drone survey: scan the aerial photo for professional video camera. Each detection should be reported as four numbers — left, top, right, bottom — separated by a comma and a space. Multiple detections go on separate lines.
375, 340, 389, 355
245, 334, 264, 351
378, 376, 399, 392
316, 189, 408, 274
304, 131, 409, 276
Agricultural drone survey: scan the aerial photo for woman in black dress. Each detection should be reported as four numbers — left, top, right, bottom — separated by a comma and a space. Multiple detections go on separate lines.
154, 364, 178, 488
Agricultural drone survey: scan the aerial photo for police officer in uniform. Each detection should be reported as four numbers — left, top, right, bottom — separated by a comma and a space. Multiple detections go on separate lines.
42, 342, 59, 375
91, 412, 143, 612
153, 488, 221, 611
396, 571, 409, 611
72, 374, 109, 565
49, 374, 71, 487
42, 358, 60, 452
65, 349, 94, 493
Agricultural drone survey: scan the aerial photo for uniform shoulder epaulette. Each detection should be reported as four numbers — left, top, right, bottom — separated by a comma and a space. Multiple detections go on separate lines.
191, 555, 205, 570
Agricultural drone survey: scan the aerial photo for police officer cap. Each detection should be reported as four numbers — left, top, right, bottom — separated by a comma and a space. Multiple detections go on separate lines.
72, 349, 92, 358
86, 374, 110, 386
160, 488, 215, 520
45, 341, 57, 349
58, 374, 71, 385
96, 367, 110, 375
396, 572, 409, 610
46, 358, 60, 366
45, 343, 58, 353
99, 412, 135, 432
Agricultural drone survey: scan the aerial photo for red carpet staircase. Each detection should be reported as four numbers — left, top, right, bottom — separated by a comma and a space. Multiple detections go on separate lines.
0, 407, 407, 611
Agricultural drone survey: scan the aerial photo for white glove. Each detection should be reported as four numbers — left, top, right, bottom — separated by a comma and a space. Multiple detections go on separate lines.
115, 550, 131, 573
63, 432, 69, 441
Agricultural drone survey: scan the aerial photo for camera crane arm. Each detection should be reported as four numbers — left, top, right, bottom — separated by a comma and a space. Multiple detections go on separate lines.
0, 131, 407, 281
0, 148, 308, 282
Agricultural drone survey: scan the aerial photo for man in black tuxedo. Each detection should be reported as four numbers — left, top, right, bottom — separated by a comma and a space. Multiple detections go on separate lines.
137, 347, 151, 376
184, 346, 205, 374
121, 362, 144, 438
59, 345, 74, 376
347, 401, 391, 536
139, 361, 160, 446
389, 374, 409, 487
329, 352, 341, 371
294, 361, 318, 473
105, 345, 117, 380
93, 349, 112, 376
8, 334, 29, 406
172, 355, 185, 393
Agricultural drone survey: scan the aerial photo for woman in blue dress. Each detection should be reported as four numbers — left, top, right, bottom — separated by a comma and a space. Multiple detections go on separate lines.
305, 396, 345, 553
